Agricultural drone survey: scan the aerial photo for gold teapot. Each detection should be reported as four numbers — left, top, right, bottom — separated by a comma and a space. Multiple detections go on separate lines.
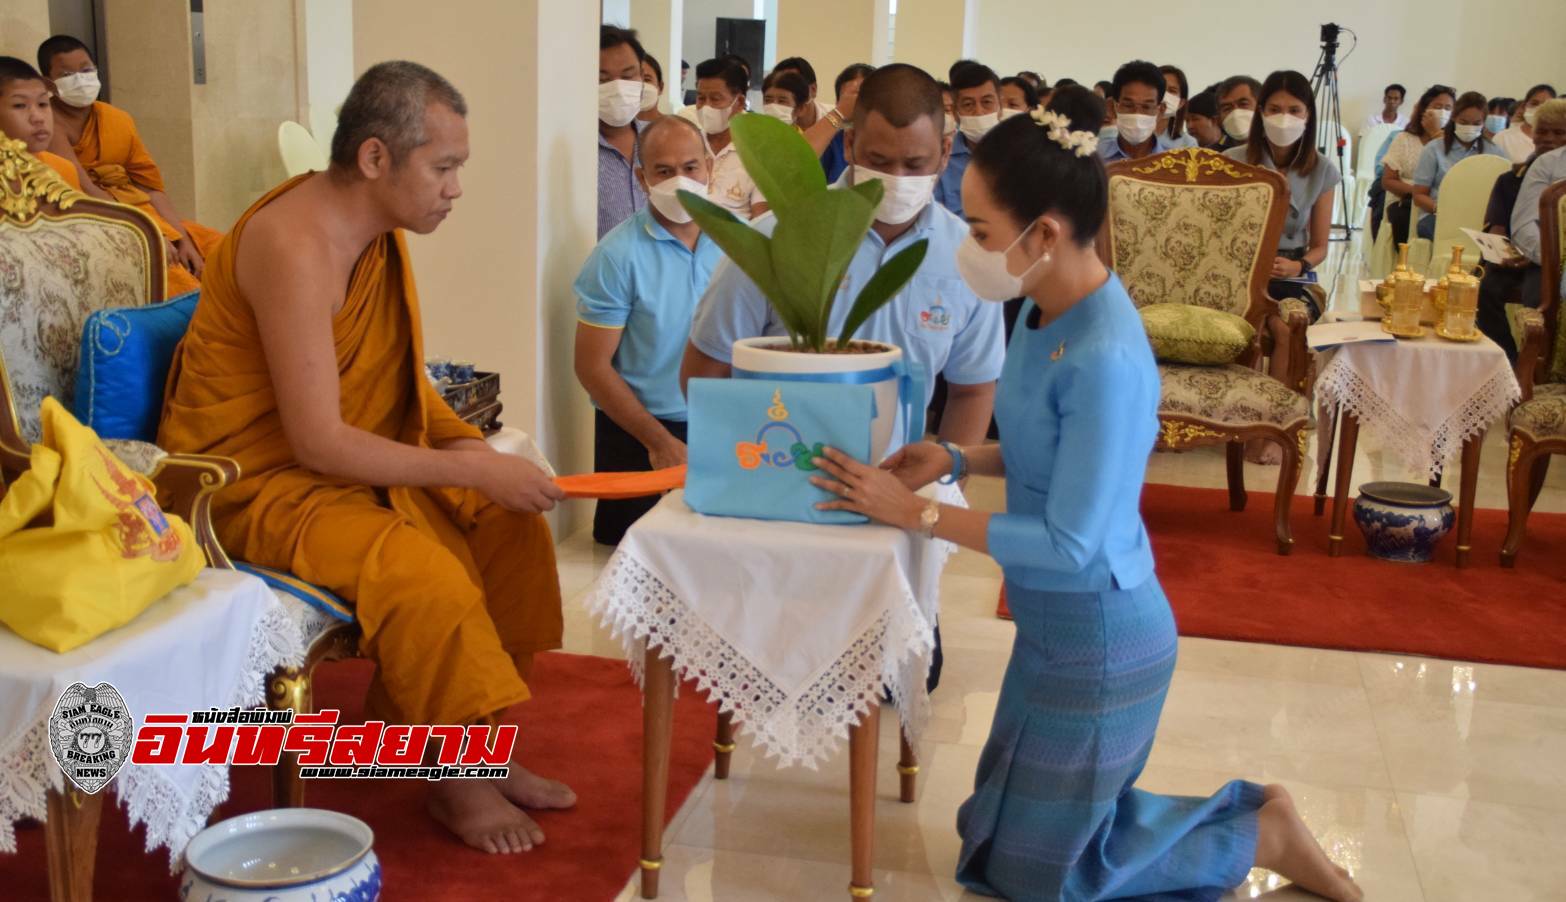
1436, 245, 1482, 340
1383, 243, 1426, 336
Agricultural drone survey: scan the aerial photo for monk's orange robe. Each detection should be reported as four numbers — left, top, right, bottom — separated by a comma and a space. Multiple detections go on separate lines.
157, 175, 562, 727
72, 101, 223, 297
36, 150, 81, 190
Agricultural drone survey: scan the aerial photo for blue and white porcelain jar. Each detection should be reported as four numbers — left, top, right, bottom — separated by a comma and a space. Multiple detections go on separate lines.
1352, 481, 1455, 563
180, 808, 380, 902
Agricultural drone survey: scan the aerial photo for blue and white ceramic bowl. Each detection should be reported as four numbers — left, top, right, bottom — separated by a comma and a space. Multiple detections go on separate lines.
180, 808, 380, 901
1353, 481, 1455, 563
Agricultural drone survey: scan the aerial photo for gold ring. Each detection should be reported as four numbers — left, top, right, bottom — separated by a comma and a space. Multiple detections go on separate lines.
640, 858, 663, 871
848, 885, 876, 898
713, 741, 736, 754
897, 764, 919, 776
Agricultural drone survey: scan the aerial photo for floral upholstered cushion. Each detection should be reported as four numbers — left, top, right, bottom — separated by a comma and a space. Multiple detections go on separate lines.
1510, 383, 1566, 438
0, 216, 153, 443
1158, 363, 1309, 428
1108, 178, 1274, 317
1139, 303, 1255, 365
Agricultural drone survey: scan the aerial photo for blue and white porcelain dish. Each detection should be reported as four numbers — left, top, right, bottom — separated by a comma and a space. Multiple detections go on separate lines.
1353, 481, 1455, 563
180, 808, 380, 901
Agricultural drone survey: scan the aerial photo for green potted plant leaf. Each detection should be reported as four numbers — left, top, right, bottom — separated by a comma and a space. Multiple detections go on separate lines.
678, 113, 929, 459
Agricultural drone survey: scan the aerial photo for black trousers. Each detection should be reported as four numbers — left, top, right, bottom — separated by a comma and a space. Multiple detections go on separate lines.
1386, 197, 1413, 248
591, 409, 687, 546
1477, 264, 1542, 363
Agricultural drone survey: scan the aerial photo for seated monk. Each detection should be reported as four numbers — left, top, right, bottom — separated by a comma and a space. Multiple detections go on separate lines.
0, 55, 106, 195
38, 34, 223, 296
157, 60, 575, 854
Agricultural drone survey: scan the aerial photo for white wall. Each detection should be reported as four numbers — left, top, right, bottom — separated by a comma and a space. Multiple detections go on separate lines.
302, 0, 354, 151
966, 0, 1566, 135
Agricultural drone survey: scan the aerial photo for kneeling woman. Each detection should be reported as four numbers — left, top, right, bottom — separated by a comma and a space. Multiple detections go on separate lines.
808, 87, 1362, 902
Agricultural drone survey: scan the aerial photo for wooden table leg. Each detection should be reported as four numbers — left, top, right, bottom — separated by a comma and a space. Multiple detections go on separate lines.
897, 728, 917, 804
848, 704, 881, 899
641, 646, 675, 899
1328, 414, 1360, 557
45, 787, 102, 902
1456, 430, 1485, 569
1314, 406, 1338, 516
714, 711, 735, 780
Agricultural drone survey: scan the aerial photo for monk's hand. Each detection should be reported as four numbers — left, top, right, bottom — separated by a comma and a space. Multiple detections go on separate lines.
473, 453, 565, 513
163, 238, 179, 266
810, 446, 924, 530
648, 436, 687, 471
173, 236, 206, 277
879, 440, 951, 491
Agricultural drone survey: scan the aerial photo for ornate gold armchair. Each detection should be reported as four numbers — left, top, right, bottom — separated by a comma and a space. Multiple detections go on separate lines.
1101, 148, 1310, 554
1502, 178, 1566, 567
0, 139, 239, 902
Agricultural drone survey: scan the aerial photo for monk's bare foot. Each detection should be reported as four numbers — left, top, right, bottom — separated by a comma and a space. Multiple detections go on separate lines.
1254, 785, 1363, 901
427, 779, 546, 854
496, 763, 577, 810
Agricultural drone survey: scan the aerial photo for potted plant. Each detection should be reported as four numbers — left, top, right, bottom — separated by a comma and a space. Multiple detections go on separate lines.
678, 113, 929, 460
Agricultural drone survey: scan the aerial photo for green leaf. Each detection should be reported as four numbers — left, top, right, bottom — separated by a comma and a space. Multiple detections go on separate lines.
770, 189, 878, 351
677, 189, 806, 345
836, 239, 929, 348
847, 177, 884, 211
731, 113, 827, 215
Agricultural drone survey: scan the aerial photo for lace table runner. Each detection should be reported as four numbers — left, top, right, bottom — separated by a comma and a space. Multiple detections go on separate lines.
0, 569, 305, 869
583, 487, 960, 768
1316, 332, 1520, 481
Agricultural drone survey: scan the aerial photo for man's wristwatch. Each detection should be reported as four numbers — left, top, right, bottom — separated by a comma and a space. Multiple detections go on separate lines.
825, 108, 847, 130
918, 499, 942, 539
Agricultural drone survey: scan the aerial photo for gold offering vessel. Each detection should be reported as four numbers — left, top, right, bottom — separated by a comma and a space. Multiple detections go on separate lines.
1382, 243, 1426, 337
1434, 245, 1482, 341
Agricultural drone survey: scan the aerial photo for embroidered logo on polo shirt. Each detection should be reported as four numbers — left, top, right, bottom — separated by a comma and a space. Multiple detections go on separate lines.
919, 302, 951, 331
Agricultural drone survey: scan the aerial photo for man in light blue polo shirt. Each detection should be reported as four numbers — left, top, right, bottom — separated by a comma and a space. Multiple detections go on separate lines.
681, 63, 1004, 456
681, 63, 1004, 694
1099, 60, 1183, 164
576, 115, 722, 544
935, 61, 1004, 219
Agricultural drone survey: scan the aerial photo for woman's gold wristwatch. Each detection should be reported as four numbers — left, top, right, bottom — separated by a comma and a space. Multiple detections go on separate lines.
825, 108, 847, 130
918, 499, 941, 539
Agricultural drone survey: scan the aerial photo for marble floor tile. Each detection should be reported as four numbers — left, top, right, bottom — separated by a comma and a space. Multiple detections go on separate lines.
1359, 652, 1566, 709
613, 844, 973, 902
1398, 792, 1566, 902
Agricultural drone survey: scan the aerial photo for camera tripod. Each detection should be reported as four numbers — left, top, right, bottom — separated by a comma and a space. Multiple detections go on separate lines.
1311, 22, 1356, 236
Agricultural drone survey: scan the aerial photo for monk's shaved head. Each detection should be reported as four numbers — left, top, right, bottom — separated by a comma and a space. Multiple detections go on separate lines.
0, 55, 46, 93
37, 34, 90, 78
853, 63, 942, 130
331, 60, 467, 174
639, 114, 705, 160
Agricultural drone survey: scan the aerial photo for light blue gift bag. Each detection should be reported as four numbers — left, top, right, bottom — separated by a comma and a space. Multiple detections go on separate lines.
685, 379, 876, 525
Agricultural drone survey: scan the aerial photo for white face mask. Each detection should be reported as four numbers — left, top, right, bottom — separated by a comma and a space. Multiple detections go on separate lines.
1454, 123, 1484, 143
956, 221, 1044, 302
959, 111, 999, 144
598, 79, 643, 127
698, 102, 735, 136
853, 166, 937, 225
1222, 108, 1254, 141
943, 112, 958, 136
53, 70, 100, 109
645, 174, 708, 224
639, 81, 660, 112
762, 102, 795, 124
1425, 108, 1451, 130
1524, 106, 1540, 127
1162, 92, 1181, 117
999, 107, 1025, 122
1116, 113, 1157, 144
1262, 113, 1308, 147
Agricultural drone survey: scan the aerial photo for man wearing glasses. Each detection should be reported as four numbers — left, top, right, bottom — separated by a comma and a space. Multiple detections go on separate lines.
1099, 60, 1184, 162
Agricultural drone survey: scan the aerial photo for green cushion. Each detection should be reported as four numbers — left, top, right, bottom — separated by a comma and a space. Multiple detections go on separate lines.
1139, 303, 1256, 365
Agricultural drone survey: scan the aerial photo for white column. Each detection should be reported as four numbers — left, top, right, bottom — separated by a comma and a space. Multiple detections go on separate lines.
631, 0, 683, 112
355, 0, 599, 538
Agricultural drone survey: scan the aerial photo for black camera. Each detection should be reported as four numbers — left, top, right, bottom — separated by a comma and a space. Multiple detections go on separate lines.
1320, 22, 1340, 45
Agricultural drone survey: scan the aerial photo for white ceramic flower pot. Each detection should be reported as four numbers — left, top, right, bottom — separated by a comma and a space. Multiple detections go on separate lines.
179, 808, 381, 901
731, 336, 908, 463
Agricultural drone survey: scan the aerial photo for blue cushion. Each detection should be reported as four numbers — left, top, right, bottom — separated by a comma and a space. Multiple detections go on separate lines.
74, 291, 199, 442
234, 562, 355, 623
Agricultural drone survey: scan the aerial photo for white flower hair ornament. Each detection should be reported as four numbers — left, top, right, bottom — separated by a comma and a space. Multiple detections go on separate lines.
1029, 107, 1100, 158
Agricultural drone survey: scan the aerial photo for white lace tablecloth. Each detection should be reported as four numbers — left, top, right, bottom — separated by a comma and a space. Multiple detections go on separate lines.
1315, 332, 1521, 480
0, 568, 305, 868
583, 485, 962, 769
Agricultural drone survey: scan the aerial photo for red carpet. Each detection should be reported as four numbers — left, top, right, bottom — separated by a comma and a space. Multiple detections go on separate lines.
1145, 484, 1566, 669
4, 652, 717, 901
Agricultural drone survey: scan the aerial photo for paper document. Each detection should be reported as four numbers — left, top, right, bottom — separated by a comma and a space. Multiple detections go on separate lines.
1307, 320, 1398, 350
1460, 228, 1527, 266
